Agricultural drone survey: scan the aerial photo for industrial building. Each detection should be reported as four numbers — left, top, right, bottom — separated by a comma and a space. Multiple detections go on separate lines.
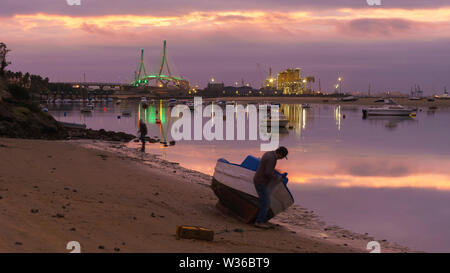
277, 68, 310, 95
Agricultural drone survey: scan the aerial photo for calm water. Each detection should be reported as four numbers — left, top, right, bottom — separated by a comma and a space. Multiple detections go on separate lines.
48, 100, 450, 252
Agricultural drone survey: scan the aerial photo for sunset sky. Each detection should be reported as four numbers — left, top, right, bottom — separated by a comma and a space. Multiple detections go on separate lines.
1, 0, 450, 93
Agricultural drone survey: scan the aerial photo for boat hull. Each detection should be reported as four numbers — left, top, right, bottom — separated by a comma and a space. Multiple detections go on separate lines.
362, 109, 413, 117
212, 160, 294, 223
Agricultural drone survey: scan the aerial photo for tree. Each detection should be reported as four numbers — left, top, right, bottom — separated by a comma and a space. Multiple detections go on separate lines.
0, 42, 11, 75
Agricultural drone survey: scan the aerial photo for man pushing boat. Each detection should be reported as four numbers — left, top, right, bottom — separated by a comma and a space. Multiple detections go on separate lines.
253, 146, 288, 229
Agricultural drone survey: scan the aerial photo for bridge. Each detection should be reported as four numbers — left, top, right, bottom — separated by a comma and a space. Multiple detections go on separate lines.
131, 40, 189, 90
50, 41, 190, 95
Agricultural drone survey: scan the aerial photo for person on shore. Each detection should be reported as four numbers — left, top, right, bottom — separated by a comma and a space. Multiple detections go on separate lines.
253, 146, 288, 229
138, 119, 148, 152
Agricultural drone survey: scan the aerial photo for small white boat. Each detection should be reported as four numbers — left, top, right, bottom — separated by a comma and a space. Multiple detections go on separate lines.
211, 156, 294, 223
341, 96, 358, 102
301, 103, 311, 108
436, 91, 450, 100
363, 104, 415, 117
409, 97, 422, 100
116, 99, 121, 105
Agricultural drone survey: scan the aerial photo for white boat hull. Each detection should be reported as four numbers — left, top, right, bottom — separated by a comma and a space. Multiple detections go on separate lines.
363, 109, 413, 116
212, 160, 294, 222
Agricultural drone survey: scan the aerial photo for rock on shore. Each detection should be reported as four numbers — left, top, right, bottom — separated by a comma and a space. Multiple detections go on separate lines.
0, 100, 134, 142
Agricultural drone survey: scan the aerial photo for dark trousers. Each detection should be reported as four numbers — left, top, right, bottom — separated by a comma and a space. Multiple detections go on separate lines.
140, 133, 146, 152
254, 183, 270, 223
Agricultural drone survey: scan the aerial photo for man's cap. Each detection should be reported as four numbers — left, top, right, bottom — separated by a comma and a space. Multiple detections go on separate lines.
277, 146, 288, 159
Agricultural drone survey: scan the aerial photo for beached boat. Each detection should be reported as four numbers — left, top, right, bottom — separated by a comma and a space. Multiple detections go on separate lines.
302, 103, 311, 109
115, 99, 121, 105
362, 104, 415, 117
58, 121, 87, 129
211, 156, 294, 223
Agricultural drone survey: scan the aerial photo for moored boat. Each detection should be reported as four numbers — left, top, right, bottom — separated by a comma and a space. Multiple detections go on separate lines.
266, 111, 289, 128
341, 96, 358, 102
362, 104, 415, 117
211, 156, 294, 223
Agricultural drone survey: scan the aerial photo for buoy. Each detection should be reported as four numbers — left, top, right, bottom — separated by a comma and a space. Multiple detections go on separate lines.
64, 112, 67, 116
410, 112, 417, 117
117, 115, 121, 119
104, 107, 107, 111
156, 119, 161, 124
343, 114, 346, 119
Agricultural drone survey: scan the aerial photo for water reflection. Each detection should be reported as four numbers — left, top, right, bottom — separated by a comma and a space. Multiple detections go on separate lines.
362, 116, 416, 131
48, 101, 450, 251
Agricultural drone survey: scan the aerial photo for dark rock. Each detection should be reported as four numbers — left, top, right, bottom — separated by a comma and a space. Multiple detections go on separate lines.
31, 209, 39, 214
98, 245, 105, 250
233, 228, 244, 233
15, 242, 23, 246
0, 100, 136, 141
114, 248, 120, 252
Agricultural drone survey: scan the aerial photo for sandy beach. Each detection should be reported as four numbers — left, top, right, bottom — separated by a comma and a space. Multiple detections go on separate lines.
0, 138, 410, 253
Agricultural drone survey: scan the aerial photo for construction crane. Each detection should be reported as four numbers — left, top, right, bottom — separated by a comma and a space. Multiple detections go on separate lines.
256, 63, 266, 89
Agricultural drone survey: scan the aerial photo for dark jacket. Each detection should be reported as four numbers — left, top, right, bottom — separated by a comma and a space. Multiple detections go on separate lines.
253, 151, 277, 185
139, 123, 148, 136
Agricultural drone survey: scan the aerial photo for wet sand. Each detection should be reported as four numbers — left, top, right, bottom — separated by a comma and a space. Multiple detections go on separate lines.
0, 138, 410, 253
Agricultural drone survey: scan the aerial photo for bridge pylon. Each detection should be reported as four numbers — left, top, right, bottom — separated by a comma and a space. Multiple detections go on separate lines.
132, 48, 148, 86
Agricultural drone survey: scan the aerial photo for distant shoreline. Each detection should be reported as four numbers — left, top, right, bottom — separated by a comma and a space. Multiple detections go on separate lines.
65, 95, 450, 108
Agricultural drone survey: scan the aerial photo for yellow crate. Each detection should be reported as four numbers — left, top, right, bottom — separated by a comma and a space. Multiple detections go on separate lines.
176, 226, 214, 241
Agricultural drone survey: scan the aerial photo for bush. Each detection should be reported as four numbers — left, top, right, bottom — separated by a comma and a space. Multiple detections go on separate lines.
7, 83, 30, 100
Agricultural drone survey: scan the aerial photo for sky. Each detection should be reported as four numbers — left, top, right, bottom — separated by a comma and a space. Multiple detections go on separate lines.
1, 0, 450, 93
